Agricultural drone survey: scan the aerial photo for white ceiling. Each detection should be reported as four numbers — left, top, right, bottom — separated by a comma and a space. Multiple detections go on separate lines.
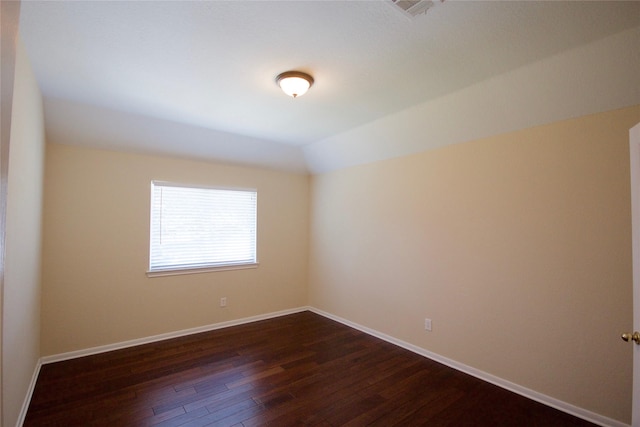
18, 1, 640, 173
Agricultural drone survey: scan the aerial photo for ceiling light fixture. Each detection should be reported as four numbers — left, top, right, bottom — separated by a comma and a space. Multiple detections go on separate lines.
276, 71, 314, 98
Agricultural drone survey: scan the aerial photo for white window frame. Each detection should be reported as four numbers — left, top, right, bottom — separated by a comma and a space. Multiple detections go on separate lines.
147, 181, 258, 277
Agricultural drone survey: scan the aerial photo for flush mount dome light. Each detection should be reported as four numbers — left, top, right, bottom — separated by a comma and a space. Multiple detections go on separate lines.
276, 71, 314, 98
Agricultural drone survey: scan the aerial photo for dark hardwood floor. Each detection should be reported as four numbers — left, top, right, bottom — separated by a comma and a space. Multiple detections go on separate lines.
25, 311, 596, 426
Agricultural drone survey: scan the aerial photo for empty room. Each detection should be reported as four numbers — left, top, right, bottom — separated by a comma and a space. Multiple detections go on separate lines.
2, 1, 640, 426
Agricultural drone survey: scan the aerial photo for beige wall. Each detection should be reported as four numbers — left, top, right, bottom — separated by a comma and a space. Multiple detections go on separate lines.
309, 105, 640, 423
30, 85, 640, 423
41, 144, 309, 356
3, 37, 45, 427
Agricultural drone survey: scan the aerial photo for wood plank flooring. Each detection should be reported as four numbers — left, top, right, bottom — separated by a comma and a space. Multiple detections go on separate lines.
25, 311, 597, 426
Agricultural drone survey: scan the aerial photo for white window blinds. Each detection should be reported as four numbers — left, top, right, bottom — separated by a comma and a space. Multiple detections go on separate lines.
149, 182, 257, 272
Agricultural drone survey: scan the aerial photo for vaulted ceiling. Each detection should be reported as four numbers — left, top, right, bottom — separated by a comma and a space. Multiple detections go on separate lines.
18, 1, 640, 173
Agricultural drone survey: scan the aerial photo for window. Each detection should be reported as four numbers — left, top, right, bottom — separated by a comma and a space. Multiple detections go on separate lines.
148, 182, 257, 276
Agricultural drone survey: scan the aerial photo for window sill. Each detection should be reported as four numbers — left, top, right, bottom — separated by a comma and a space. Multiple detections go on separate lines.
146, 262, 259, 278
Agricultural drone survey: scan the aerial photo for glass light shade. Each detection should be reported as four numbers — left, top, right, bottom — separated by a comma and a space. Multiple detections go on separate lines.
276, 71, 314, 98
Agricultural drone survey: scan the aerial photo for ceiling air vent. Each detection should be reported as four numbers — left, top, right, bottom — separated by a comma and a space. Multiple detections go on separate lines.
389, 0, 442, 18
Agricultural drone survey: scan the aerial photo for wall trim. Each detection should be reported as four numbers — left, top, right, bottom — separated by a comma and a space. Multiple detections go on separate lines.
27, 306, 627, 427
40, 307, 307, 365
16, 358, 41, 427
308, 307, 628, 427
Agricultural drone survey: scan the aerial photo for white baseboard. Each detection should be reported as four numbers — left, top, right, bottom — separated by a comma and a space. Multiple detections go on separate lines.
308, 307, 628, 427
41, 306, 308, 364
16, 358, 42, 427
26, 306, 628, 427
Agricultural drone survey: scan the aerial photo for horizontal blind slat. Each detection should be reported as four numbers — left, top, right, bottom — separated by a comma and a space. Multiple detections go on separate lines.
150, 183, 257, 271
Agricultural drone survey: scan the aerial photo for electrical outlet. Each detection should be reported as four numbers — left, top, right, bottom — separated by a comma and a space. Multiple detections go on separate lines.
424, 318, 432, 332
220, 297, 227, 307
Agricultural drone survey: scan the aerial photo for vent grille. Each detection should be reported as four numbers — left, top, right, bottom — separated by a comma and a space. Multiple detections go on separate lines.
390, 0, 442, 18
